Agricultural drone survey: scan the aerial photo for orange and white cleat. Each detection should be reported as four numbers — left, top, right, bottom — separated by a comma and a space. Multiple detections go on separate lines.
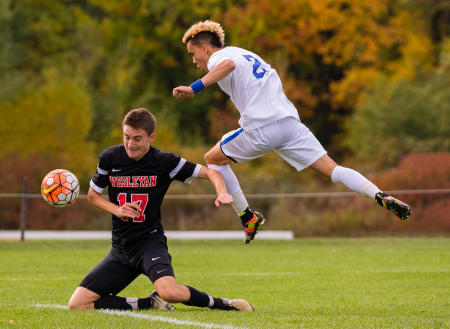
243, 211, 266, 244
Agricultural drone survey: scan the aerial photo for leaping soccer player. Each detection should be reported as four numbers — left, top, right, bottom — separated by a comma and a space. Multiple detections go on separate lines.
173, 20, 411, 225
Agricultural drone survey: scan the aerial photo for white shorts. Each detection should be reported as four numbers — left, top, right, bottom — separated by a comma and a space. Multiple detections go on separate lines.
220, 117, 327, 171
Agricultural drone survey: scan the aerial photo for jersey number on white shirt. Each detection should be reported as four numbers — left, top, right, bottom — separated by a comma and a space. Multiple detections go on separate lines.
243, 55, 267, 79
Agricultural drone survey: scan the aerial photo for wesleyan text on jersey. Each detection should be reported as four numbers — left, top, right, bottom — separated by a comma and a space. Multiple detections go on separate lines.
109, 175, 157, 188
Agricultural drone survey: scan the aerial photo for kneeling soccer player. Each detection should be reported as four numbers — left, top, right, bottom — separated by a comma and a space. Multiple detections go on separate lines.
68, 108, 253, 312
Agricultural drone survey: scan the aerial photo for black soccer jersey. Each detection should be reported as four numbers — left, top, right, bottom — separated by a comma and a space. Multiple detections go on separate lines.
90, 145, 200, 247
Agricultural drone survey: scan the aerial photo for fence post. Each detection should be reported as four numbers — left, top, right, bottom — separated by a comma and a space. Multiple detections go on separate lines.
20, 177, 29, 242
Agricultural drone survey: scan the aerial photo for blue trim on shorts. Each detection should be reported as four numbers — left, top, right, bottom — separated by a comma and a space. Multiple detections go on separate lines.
221, 128, 244, 146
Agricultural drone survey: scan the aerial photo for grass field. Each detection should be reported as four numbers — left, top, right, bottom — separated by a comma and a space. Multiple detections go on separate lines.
0, 238, 449, 329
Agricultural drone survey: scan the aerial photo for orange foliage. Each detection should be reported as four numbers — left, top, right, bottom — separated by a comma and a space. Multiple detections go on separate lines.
376, 153, 450, 190
223, 0, 435, 116
375, 153, 450, 232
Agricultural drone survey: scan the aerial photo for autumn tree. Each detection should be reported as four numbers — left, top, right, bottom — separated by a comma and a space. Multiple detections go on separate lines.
221, 0, 441, 153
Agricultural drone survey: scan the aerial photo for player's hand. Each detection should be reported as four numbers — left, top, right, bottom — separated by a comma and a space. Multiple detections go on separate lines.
215, 193, 233, 207
115, 202, 141, 221
173, 86, 195, 98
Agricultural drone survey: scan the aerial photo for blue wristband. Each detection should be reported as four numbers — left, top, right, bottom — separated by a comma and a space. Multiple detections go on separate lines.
190, 79, 205, 94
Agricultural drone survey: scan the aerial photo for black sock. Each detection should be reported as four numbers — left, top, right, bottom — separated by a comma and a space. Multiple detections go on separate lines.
239, 207, 254, 225
182, 286, 211, 307
211, 297, 232, 310
94, 295, 132, 310
137, 297, 153, 310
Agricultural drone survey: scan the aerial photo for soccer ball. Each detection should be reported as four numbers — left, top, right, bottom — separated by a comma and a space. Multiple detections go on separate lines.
41, 169, 80, 207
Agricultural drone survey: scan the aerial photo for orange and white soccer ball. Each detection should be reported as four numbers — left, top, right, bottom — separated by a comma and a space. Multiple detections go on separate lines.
41, 169, 80, 207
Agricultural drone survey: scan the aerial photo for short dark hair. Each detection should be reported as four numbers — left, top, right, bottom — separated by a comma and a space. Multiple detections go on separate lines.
187, 31, 222, 48
122, 108, 156, 135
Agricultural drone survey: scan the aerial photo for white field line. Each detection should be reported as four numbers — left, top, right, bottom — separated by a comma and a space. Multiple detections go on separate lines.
34, 303, 247, 329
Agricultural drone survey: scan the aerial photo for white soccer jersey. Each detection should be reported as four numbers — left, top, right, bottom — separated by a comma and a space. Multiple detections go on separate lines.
207, 46, 300, 130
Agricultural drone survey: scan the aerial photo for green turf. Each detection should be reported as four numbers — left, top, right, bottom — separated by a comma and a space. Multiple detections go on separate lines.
0, 238, 449, 328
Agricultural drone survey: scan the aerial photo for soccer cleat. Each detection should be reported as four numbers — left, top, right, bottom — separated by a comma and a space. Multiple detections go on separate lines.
225, 298, 254, 312
243, 211, 265, 244
375, 192, 411, 220
149, 291, 176, 311
215, 298, 254, 312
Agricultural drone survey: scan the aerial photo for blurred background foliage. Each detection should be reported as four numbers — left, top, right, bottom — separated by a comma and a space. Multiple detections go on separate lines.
0, 0, 448, 235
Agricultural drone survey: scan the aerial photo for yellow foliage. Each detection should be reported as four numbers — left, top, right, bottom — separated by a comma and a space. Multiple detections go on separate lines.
440, 38, 450, 67
388, 31, 435, 80
330, 68, 379, 109
0, 69, 96, 175
151, 117, 179, 151
223, 0, 437, 111
308, 0, 402, 66
332, 7, 435, 108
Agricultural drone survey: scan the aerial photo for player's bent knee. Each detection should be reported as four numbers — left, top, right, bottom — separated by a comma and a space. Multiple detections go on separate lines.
154, 278, 188, 302
204, 143, 224, 165
204, 151, 213, 164
155, 285, 186, 302
155, 282, 180, 301
68, 299, 95, 310
156, 288, 178, 302
67, 300, 82, 310
68, 287, 98, 310
204, 150, 228, 165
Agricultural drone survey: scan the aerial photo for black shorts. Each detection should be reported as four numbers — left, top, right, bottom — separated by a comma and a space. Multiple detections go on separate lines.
80, 236, 175, 296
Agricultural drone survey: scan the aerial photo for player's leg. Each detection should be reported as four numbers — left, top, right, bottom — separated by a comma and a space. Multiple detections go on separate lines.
68, 247, 170, 311
204, 141, 233, 166
68, 286, 100, 310
205, 137, 265, 244
274, 117, 411, 220
141, 237, 253, 311
312, 153, 381, 196
311, 154, 411, 219
153, 276, 253, 312
311, 154, 380, 196
68, 285, 155, 311
68, 247, 136, 310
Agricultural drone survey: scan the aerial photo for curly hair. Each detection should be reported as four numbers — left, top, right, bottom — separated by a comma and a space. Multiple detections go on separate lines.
182, 20, 225, 48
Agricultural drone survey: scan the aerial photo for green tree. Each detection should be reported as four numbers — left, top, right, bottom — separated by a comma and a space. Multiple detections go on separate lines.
87, 0, 233, 145
344, 68, 450, 166
0, 69, 96, 176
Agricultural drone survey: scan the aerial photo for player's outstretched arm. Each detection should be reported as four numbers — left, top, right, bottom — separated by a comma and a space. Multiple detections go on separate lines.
87, 187, 141, 220
172, 60, 235, 98
196, 166, 233, 207
201, 59, 235, 86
